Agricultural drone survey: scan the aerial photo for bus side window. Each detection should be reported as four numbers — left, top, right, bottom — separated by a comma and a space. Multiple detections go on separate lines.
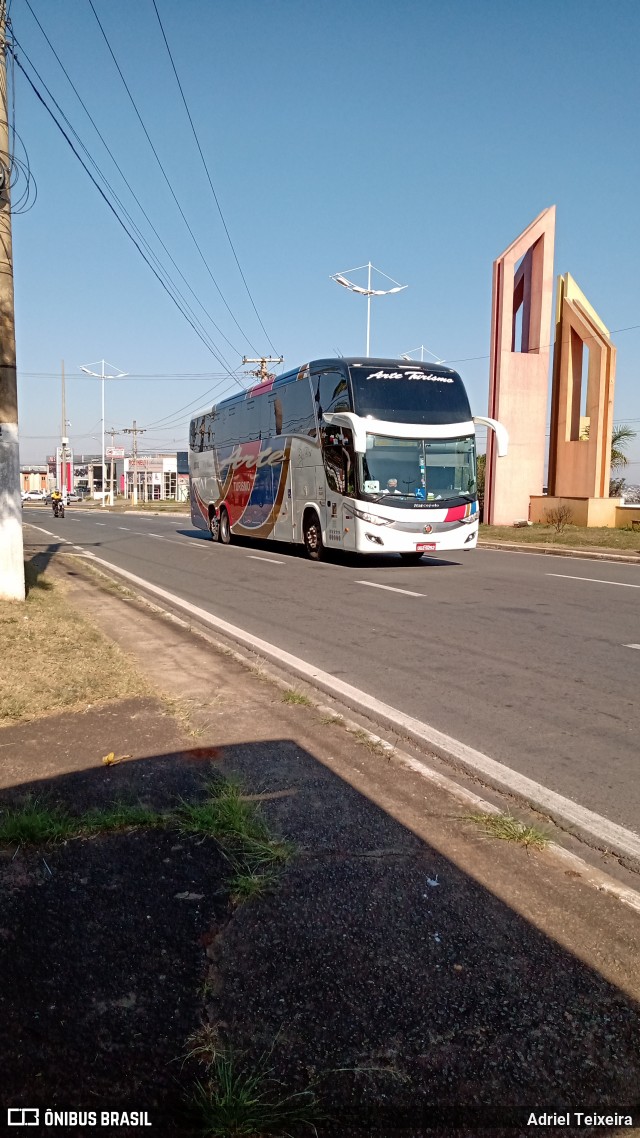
270, 379, 316, 438
312, 369, 350, 425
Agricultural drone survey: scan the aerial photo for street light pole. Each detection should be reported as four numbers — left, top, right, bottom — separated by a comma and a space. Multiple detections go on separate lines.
331, 262, 407, 358
366, 262, 372, 357
79, 359, 127, 507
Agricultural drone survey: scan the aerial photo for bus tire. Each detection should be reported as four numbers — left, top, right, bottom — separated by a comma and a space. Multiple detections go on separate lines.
400, 552, 424, 564
208, 511, 219, 541
303, 511, 323, 560
218, 507, 231, 545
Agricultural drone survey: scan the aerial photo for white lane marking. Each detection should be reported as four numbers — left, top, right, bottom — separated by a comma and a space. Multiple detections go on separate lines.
247, 555, 285, 565
357, 580, 425, 597
118, 526, 130, 531
96, 522, 107, 526
64, 548, 640, 864
624, 644, 640, 650
23, 522, 74, 546
547, 573, 640, 588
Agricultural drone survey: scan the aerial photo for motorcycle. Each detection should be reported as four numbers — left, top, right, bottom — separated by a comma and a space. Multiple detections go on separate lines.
52, 500, 65, 519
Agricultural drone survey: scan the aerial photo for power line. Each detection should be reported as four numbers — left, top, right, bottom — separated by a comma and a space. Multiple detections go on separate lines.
20, 0, 244, 363
87, 0, 262, 356
151, 0, 279, 357
11, 31, 240, 372
11, 46, 248, 388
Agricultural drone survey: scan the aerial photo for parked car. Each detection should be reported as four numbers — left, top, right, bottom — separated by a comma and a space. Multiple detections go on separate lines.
22, 490, 47, 501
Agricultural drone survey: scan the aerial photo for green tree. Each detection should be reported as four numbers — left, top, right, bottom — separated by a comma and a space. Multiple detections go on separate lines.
610, 423, 637, 470
610, 423, 637, 497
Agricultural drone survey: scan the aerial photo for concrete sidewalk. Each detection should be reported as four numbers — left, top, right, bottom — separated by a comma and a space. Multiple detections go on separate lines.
2, 544, 639, 1136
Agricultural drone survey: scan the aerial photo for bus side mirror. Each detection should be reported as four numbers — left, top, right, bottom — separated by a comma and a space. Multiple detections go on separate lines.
473, 416, 509, 458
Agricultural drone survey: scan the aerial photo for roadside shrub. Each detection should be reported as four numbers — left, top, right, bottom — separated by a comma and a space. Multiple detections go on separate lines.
544, 505, 573, 533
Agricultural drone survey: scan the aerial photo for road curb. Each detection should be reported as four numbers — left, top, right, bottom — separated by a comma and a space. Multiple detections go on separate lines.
478, 540, 640, 564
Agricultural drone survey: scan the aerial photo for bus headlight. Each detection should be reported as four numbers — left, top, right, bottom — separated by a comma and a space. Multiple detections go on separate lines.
352, 507, 392, 526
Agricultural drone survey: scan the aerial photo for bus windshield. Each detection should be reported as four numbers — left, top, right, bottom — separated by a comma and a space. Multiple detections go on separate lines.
349, 363, 472, 424
359, 434, 476, 505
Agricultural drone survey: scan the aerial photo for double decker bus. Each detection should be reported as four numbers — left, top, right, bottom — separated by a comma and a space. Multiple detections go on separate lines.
189, 358, 507, 561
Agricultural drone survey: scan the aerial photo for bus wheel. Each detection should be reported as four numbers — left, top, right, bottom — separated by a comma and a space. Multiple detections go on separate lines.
208, 511, 219, 541
400, 552, 424, 564
303, 512, 323, 560
218, 507, 231, 545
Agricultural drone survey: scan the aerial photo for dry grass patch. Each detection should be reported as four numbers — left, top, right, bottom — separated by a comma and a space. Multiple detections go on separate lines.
0, 558, 149, 727
480, 524, 640, 552
466, 811, 549, 850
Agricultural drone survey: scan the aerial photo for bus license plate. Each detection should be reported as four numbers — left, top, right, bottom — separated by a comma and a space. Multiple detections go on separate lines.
416, 542, 436, 552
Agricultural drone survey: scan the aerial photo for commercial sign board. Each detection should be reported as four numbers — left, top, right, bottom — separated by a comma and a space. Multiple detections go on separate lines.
106, 446, 125, 458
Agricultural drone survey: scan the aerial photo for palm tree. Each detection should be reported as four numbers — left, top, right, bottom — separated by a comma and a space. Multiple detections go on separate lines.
610, 423, 637, 470
609, 423, 637, 498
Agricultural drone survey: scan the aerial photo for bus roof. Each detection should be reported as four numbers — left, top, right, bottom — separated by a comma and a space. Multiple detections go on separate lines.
194, 358, 461, 419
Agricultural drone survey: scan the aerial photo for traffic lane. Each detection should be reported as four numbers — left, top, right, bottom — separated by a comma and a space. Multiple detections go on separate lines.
32, 514, 640, 830
34, 512, 639, 669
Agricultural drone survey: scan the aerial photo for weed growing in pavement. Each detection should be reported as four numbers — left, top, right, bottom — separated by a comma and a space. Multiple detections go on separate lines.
0, 798, 77, 845
0, 797, 167, 846
81, 802, 167, 834
227, 868, 279, 906
177, 779, 294, 902
351, 728, 394, 757
466, 811, 550, 850
282, 688, 312, 706
0, 778, 293, 907
318, 712, 343, 726
186, 1047, 322, 1137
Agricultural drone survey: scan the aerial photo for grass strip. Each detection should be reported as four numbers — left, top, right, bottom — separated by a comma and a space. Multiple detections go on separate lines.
1, 778, 293, 906
0, 558, 148, 727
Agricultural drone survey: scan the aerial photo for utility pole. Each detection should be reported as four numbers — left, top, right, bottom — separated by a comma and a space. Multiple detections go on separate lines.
0, 0, 24, 601
60, 360, 71, 504
122, 420, 145, 506
108, 427, 118, 506
242, 356, 283, 383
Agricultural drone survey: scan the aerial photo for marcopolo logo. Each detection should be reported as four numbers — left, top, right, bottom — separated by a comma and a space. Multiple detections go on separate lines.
8, 1108, 39, 1126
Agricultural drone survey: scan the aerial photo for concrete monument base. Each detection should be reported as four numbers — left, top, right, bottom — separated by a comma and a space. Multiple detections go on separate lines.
529, 496, 621, 528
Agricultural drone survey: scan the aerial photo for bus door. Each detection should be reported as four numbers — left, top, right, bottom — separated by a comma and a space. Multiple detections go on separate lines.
321, 423, 356, 550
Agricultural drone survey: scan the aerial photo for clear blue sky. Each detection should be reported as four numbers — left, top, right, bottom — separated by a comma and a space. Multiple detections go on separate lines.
10, 0, 640, 474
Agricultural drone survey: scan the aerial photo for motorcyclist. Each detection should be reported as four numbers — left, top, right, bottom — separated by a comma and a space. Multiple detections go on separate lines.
51, 489, 63, 517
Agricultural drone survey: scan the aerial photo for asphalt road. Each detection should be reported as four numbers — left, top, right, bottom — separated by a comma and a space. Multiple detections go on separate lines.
24, 506, 640, 833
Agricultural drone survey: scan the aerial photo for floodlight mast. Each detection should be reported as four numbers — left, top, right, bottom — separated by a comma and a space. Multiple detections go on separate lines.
331, 262, 407, 357
79, 360, 127, 506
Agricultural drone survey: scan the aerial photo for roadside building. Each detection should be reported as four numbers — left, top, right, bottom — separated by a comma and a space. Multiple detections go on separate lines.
124, 454, 178, 501
176, 451, 189, 502
20, 465, 50, 494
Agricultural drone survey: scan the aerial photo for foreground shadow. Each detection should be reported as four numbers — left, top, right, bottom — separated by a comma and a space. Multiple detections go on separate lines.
0, 736, 638, 1137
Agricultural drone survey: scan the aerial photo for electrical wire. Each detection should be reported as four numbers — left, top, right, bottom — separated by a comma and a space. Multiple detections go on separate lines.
20, 0, 244, 362
88, 0, 263, 356
151, 0, 279, 357
11, 32, 240, 372
11, 44, 251, 389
